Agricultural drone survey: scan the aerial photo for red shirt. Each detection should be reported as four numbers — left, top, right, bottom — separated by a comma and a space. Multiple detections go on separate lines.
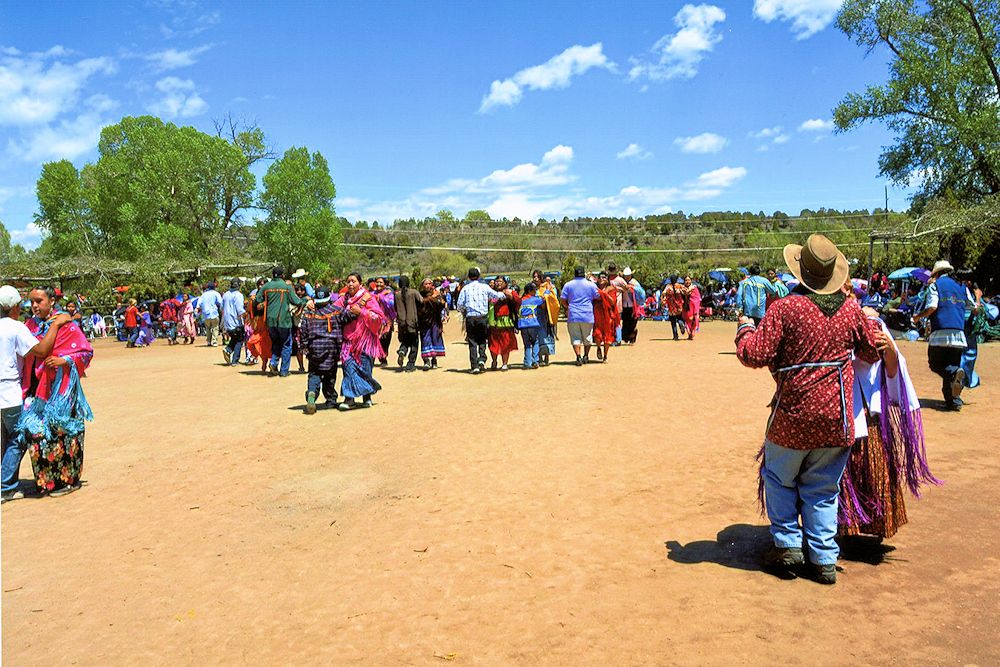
159, 300, 178, 322
125, 305, 139, 328
736, 294, 880, 450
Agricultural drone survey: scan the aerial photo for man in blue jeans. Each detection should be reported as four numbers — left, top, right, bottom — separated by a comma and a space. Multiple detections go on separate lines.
735, 234, 881, 584
253, 266, 306, 377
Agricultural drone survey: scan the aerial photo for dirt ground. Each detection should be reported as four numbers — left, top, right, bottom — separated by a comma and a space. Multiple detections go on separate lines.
2, 317, 998, 665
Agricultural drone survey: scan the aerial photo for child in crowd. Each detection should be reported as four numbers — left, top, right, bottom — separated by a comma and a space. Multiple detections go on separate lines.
517, 282, 548, 370
298, 287, 359, 414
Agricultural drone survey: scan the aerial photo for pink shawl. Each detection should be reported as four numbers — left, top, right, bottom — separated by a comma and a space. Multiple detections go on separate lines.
23, 317, 94, 401
338, 289, 387, 362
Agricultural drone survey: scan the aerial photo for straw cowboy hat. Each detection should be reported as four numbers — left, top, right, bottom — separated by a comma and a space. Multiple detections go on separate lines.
930, 259, 954, 276
291, 269, 308, 279
783, 233, 849, 295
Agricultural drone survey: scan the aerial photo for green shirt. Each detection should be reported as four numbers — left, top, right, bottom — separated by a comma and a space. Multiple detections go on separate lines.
254, 278, 305, 328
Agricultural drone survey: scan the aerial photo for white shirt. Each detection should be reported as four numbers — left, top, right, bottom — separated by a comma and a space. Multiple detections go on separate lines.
0, 317, 38, 409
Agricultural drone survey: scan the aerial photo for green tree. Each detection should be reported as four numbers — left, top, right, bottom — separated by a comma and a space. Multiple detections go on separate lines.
463, 209, 492, 226
257, 146, 341, 275
34, 115, 259, 260
834, 0, 1000, 205
34, 160, 97, 257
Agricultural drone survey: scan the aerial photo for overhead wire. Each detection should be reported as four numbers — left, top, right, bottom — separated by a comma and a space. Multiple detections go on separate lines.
340, 241, 905, 255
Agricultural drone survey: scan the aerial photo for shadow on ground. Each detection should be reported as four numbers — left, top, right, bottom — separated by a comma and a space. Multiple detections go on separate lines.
665, 524, 771, 572
918, 396, 969, 412
665, 524, 900, 573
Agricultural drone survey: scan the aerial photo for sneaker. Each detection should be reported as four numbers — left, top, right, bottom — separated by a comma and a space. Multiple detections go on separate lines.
278, 372, 289, 378
478, 362, 486, 374
337, 401, 354, 412
49, 483, 81, 497
222, 348, 232, 365
423, 362, 432, 371
305, 391, 317, 415
501, 364, 508, 371
397, 353, 405, 367
582, 355, 589, 364
361, 399, 373, 408
531, 363, 539, 369
951, 368, 966, 399
810, 563, 837, 585
268, 364, 278, 376
596, 348, 604, 360
762, 546, 804, 577
405, 364, 416, 373
323, 400, 339, 410
471, 367, 482, 375
1, 489, 25, 503
575, 356, 583, 366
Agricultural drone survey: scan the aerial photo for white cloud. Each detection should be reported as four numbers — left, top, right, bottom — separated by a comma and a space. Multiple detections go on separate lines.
749, 125, 790, 148
9, 222, 43, 248
6, 94, 116, 162
799, 118, 834, 132
753, 0, 841, 40
421, 145, 576, 196
691, 165, 747, 189
479, 43, 615, 112
629, 4, 726, 82
147, 76, 208, 118
344, 148, 745, 224
146, 45, 212, 71
0, 52, 115, 126
616, 143, 652, 160
674, 132, 727, 154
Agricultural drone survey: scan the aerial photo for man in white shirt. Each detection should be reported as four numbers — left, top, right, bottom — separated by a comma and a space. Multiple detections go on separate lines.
0, 285, 71, 502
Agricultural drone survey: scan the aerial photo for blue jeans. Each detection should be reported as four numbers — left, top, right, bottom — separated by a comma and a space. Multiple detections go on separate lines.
306, 367, 338, 403
225, 327, 244, 365
762, 440, 851, 565
521, 328, 539, 367
127, 326, 140, 345
1, 406, 25, 493
268, 326, 293, 375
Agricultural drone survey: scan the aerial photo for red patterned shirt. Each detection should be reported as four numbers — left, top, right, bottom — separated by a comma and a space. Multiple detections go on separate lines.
736, 294, 881, 450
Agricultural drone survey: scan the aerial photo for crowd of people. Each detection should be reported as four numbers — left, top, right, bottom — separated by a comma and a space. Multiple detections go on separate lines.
0, 242, 993, 591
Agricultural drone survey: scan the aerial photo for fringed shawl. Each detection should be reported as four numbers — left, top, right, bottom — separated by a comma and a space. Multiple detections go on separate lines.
23, 317, 93, 402
338, 289, 387, 362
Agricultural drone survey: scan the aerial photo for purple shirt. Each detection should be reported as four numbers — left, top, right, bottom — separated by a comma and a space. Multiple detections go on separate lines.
560, 278, 599, 323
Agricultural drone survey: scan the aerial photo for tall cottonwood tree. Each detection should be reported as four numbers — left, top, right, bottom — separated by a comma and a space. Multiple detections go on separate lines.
834, 0, 1000, 207
256, 146, 343, 275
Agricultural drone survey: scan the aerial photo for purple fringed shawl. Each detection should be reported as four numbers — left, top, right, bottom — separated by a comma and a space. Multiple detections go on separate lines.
756, 360, 941, 525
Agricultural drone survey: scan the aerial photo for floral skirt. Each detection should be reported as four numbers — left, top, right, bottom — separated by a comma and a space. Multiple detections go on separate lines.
28, 430, 84, 493
420, 324, 446, 358
340, 355, 382, 399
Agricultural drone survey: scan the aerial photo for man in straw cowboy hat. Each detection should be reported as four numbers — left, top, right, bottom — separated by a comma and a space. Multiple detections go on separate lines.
911, 259, 978, 411
735, 234, 883, 585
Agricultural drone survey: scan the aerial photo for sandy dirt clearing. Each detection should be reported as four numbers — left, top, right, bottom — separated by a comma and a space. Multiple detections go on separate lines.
3, 318, 998, 665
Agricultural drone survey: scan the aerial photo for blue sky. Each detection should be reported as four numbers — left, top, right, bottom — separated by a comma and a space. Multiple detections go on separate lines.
1, 0, 910, 248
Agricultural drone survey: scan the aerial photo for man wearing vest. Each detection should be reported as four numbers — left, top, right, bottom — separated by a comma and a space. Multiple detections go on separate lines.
913, 260, 978, 411
253, 266, 307, 377
736, 264, 777, 325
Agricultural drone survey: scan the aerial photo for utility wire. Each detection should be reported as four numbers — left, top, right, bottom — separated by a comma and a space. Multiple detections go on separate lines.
341, 226, 877, 239
341, 241, 905, 255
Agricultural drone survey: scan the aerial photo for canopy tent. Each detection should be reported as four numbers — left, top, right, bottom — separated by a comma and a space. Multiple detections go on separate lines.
888, 267, 931, 283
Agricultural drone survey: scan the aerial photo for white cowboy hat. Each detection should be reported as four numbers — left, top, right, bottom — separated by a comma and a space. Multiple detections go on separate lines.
622, 266, 633, 276
931, 260, 954, 276
291, 269, 308, 279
